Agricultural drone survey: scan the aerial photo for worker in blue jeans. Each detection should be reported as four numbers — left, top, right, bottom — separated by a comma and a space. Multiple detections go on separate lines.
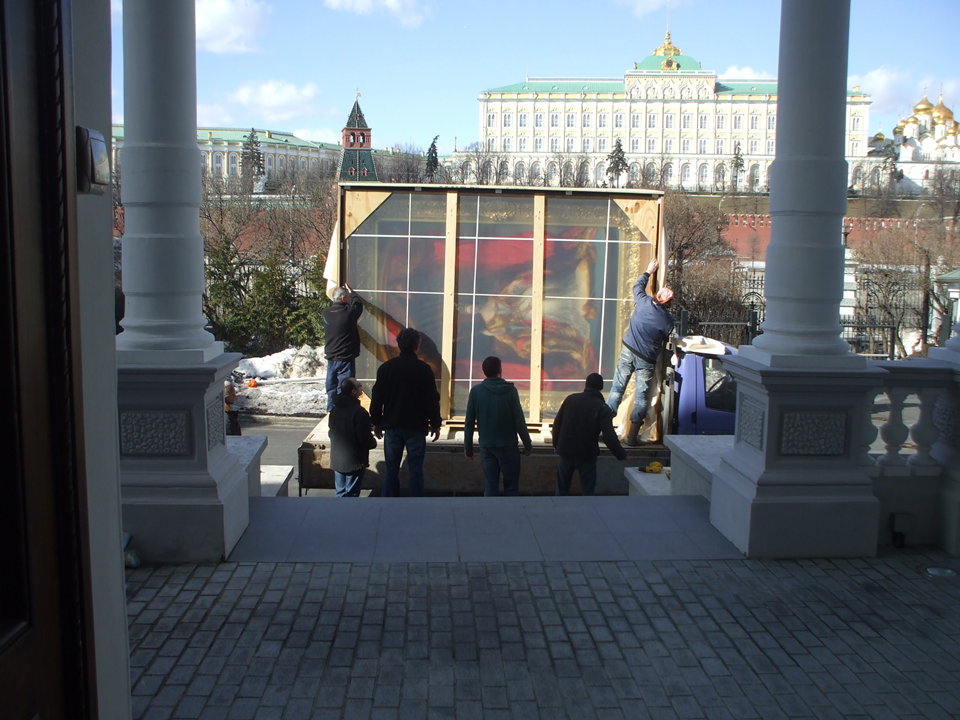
463, 356, 533, 496
370, 328, 442, 496
607, 257, 674, 445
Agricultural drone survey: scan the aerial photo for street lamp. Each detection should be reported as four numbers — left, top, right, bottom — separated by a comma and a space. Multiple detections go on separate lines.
841, 220, 853, 247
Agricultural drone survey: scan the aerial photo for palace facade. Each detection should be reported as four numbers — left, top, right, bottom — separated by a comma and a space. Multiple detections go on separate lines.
472, 32, 871, 190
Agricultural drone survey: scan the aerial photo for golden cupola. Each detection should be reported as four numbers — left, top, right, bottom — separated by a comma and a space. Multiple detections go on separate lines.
894, 118, 906, 134
653, 31, 682, 57
914, 92, 934, 114
872, 127, 885, 142
906, 114, 919, 124
933, 93, 954, 122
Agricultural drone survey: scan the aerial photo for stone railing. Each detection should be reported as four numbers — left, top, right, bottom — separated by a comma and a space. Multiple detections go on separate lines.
863, 359, 957, 547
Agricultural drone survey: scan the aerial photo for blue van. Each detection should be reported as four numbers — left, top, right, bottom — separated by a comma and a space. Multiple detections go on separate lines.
671, 337, 738, 436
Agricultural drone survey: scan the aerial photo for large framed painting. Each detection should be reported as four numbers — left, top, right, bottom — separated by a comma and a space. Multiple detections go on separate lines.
334, 184, 664, 422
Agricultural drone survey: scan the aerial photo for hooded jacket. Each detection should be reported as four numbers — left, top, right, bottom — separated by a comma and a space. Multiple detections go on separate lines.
552, 388, 627, 463
464, 377, 533, 453
621, 272, 674, 363
328, 392, 377, 474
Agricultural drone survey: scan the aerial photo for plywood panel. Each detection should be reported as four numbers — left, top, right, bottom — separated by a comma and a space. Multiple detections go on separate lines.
342, 189, 392, 238
529, 195, 546, 423
440, 193, 459, 418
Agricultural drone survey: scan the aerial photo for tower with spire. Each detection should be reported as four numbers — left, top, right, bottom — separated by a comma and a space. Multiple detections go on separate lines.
338, 95, 378, 182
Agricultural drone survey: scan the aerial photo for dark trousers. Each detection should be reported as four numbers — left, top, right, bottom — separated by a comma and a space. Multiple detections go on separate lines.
479, 446, 521, 497
325, 357, 355, 411
382, 429, 427, 497
556, 456, 598, 496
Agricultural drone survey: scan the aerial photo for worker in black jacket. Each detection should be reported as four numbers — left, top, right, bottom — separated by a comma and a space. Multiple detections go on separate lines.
553, 373, 627, 496
322, 284, 363, 411
370, 328, 442, 497
328, 378, 377, 497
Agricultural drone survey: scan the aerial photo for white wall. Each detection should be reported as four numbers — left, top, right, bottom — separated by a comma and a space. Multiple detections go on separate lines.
73, 0, 132, 717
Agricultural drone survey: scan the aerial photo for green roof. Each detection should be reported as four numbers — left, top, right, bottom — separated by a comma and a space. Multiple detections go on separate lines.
633, 53, 703, 71
344, 99, 369, 129
112, 125, 340, 151
338, 147, 378, 182
486, 80, 625, 94
715, 81, 779, 95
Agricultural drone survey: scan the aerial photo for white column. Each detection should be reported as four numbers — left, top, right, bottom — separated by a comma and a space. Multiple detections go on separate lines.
117, 0, 221, 364
740, 0, 860, 368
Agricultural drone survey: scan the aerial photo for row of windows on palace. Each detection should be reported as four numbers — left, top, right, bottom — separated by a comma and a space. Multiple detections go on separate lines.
455, 158, 766, 189
486, 110, 791, 131
198, 150, 332, 176
484, 134, 794, 156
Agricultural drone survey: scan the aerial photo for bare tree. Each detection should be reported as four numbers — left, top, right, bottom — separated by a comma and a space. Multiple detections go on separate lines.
374, 143, 426, 183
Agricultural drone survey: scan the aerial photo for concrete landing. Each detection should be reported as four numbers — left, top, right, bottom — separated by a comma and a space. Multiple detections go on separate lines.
229, 495, 743, 564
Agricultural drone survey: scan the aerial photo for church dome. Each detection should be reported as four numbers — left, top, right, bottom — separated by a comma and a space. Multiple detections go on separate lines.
914, 93, 934, 114
906, 114, 919, 124
872, 129, 885, 142
933, 94, 954, 122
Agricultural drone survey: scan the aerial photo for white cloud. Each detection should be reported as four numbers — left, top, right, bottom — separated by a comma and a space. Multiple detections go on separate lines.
197, 103, 233, 127
323, 0, 428, 28
231, 81, 318, 122
293, 127, 339, 144
847, 66, 911, 114
720, 66, 773, 80
196, 0, 271, 53
611, 0, 672, 19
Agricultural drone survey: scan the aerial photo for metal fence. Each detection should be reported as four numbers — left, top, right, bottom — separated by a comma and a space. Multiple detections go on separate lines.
839, 322, 897, 360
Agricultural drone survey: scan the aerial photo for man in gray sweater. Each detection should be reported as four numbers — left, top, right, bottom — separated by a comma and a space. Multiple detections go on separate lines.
464, 356, 533, 496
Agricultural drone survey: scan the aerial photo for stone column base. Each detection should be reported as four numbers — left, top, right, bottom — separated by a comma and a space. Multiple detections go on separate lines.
711, 461, 878, 557
118, 352, 248, 562
708, 355, 884, 559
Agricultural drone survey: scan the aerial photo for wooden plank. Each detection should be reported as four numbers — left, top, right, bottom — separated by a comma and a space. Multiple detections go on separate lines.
342, 189, 392, 238
529, 195, 546, 423
439, 192, 459, 419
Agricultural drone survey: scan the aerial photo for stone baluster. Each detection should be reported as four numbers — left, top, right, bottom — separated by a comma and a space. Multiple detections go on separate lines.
860, 388, 881, 468
908, 387, 943, 467
878, 387, 909, 466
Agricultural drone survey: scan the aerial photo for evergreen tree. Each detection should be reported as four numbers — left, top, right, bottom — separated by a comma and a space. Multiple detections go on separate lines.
241, 128, 264, 192
605, 138, 629, 188
425, 135, 440, 182
731, 144, 745, 193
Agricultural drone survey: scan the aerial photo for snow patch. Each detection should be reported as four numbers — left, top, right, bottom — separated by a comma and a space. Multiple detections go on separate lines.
233, 345, 330, 417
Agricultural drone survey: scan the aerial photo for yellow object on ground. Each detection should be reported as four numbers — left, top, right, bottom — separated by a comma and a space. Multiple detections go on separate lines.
645, 461, 663, 474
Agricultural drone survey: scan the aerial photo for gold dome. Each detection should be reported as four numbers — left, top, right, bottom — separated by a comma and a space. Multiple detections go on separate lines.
872, 129, 885, 142
948, 124, 958, 136
914, 93, 934, 114
906, 114, 919, 124
933, 94, 954, 121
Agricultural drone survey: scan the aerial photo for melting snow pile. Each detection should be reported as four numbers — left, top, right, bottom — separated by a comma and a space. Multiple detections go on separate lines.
232, 346, 329, 417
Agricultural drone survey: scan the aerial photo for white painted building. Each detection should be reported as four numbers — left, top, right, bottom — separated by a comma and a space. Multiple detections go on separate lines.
112, 125, 341, 180
862, 92, 959, 195
473, 32, 871, 189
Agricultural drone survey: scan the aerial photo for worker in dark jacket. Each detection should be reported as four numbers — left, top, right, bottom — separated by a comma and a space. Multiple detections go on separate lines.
607, 257, 674, 445
370, 328, 441, 497
322, 283, 363, 411
328, 378, 377, 497
464, 356, 533, 496
553, 373, 627, 496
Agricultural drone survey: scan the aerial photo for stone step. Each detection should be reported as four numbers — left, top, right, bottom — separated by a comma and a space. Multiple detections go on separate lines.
260, 465, 293, 497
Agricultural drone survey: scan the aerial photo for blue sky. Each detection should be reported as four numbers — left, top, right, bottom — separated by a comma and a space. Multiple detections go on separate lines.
110, 0, 960, 155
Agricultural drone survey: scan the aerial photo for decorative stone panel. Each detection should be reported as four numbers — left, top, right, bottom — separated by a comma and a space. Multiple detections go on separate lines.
207, 393, 225, 451
738, 395, 765, 450
933, 394, 959, 450
780, 411, 846, 456
120, 411, 190, 456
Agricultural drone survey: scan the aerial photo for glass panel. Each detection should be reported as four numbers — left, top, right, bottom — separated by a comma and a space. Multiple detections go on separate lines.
453, 380, 531, 419
703, 357, 737, 412
458, 195, 535, 238
545, 198, 609, 240
458, 239, 534, 297
544, 241, 607, 300
355, 290, 444, 382
405, 293, 444, 379
347, 235, 406, 293
408, 194, 447, 236
352, 193, 411, 236
408, 237, 445, 293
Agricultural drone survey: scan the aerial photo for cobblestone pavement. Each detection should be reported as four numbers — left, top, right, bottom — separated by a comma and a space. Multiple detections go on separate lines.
127, 550, 960, 720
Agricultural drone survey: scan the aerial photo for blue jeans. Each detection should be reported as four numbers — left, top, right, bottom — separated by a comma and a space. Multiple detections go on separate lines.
334, 468, 365, 497
479, 446, 521, 497
325, 358, 355, 411
382, 429, 427, 497
606, 346, 656, 425
556, 456, 597, 496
